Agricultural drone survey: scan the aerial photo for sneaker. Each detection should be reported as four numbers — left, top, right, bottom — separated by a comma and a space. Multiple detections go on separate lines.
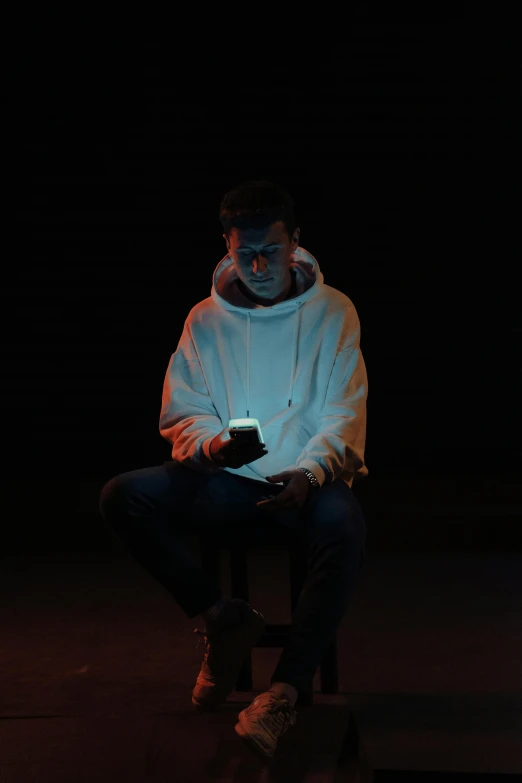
234, 690, 298, 760
191, 599, 265, 712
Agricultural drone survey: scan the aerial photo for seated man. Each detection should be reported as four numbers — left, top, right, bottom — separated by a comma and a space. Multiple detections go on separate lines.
99, 179, 368, 761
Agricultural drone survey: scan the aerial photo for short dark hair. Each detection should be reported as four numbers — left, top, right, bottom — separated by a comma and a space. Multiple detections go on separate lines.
219, 180, 298, 240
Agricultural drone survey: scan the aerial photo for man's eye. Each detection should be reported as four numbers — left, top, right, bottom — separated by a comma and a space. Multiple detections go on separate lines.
239, 250, 275, 257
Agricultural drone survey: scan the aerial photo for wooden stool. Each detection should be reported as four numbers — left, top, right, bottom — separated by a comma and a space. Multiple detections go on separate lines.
199, 526, 338, 707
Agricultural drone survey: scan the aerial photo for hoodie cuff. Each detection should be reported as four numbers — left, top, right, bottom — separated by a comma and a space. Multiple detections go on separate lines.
202, 437, 223, 472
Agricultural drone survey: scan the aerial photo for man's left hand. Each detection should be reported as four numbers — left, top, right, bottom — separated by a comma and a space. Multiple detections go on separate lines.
256, 468, 311, 511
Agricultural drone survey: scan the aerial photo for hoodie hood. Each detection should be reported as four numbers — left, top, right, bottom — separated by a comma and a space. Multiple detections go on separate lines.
213, 246, 319, 310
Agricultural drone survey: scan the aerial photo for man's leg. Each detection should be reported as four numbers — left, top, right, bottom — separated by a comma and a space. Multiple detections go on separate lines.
269, 480, 367, 697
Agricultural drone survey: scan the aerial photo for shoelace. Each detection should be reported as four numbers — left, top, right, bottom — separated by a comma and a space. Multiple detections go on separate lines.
194, 627, 210, 654
255, 693, 298, 734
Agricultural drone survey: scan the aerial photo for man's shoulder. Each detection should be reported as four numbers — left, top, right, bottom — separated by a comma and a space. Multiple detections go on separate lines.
185, 297, 217, 323
320, 284, 357, 314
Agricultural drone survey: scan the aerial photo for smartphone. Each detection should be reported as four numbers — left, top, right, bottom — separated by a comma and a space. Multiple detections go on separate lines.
228, 418, 265, 448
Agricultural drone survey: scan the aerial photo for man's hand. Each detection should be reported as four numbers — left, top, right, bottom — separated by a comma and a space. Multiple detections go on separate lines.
210, 427, 268, 469
256, 468, 311, 512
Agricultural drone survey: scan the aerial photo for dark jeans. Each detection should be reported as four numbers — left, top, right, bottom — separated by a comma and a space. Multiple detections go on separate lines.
98, 459, 367, 694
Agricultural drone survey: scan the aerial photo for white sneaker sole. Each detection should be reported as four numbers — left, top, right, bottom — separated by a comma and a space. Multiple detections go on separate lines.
234, 718, 276, 760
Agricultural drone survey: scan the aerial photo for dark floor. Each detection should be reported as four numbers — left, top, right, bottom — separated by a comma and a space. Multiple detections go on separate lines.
1, 538, 521, 781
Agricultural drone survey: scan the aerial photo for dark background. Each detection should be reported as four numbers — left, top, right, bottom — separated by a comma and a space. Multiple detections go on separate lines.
2, 26, 520, 778
8, 26, 519, 494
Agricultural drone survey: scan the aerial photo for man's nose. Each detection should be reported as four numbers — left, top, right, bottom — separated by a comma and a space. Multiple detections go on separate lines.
253, 256, 268, 271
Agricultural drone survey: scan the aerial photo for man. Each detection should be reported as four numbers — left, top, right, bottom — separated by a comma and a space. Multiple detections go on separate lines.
99, 180, 368, 761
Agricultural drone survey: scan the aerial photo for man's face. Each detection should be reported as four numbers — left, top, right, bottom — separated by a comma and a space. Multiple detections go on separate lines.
224, 220, 300, 305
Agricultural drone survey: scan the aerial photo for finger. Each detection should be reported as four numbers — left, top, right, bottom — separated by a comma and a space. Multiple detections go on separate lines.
257, 500, 277, 509
271, 496, 296, 509
257, 497, 289, 510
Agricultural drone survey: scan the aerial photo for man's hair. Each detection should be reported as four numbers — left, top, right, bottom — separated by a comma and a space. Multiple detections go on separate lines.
219, 180, 298, 240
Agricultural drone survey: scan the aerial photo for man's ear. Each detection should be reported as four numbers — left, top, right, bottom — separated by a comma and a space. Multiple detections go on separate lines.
223, 233, 230, 251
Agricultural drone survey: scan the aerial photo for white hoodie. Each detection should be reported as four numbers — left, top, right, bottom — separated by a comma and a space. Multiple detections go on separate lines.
159, 246, 368, 489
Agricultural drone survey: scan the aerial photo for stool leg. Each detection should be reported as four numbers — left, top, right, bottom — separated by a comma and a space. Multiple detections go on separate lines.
230, 542, 254, 692
320, 635, 339, 693
229, 542, 249, 603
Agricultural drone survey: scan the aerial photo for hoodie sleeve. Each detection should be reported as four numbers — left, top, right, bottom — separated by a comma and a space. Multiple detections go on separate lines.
296, 305, 368, 488
159, 322, 224, 473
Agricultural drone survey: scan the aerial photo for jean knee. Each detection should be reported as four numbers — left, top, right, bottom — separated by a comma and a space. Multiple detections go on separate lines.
98, 475, 130, 519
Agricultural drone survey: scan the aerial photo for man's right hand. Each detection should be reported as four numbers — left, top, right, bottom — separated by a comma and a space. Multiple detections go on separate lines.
209, 426, 268, 469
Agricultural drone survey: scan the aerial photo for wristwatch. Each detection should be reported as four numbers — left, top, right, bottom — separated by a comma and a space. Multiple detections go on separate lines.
298, 467, 320, 488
